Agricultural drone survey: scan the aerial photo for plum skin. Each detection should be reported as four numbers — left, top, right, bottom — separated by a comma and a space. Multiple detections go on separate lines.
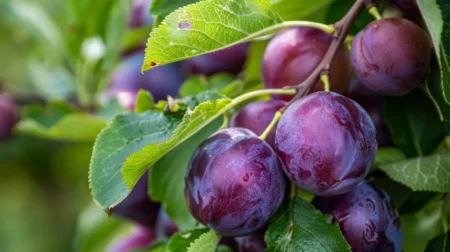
108, 51, 184, 102
235, 231, 266, 252
0, 94, 17, 141
351, 17, 432, 96
182, 43, 249, 76
128, 0, 153, 29
113, 171, 161, 228
262, 27, 352, 101
275, 91, 377, 196
185, 128, 286, 237
229, 100, 286, 148
313, 181, 403, 252
107, 225, 155, 252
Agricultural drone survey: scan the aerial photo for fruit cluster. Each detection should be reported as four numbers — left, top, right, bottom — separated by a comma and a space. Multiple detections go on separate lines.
105, 0, 433, 251
182, 2, 432, 252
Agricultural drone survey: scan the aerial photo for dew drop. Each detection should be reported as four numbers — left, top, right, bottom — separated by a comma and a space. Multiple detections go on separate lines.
179, 21, 191, 30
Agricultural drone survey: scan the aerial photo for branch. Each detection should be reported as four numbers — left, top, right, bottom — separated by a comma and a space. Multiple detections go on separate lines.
284, 0, 366, 107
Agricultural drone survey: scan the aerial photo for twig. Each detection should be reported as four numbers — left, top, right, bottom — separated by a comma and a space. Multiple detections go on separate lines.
284, 0, 366, 107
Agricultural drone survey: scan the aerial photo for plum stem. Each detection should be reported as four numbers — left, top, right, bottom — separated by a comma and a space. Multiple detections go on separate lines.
231, 88, 296, 106
282, 21, 335, 34
284, 0, 366, 107
320, 74, 331, 92
290, 182, 299, 198
259, 110, 284, 141
368, 6, 383, 20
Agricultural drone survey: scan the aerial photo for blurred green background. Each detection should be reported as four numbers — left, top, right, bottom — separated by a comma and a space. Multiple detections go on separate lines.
0, 0, 141, 251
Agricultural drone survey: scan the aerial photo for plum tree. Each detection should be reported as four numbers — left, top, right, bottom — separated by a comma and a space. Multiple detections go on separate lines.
235, 231, 266, 252
112, 172, 161, 229
184, 128, 286, 236
313, 181, 403, 252
108, 51, 184, 102
351, 17, 432, 96
275, 92, 377, 196
0, 93, 17, 141
128, 0, 153, 29
262, 27, 352, 101
181, 43, 249, 76
229, 100, 286, 148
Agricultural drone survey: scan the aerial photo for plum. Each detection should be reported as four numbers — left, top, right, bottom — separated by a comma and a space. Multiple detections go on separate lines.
235, 232, 266, 252
185, 128, 286, 236
313, 181, 403, 252
155, 208, 178, 238
128, 0, 153, 29
351, 17, 432, 96
107, 225, 155, 252
229, 100, 286, 148
113, 171, 161, 229
262, 27, 352, 101
346, 78, 391, 146
182, 43, 249, 76
275, 91, 377, 196
0, 93, 17, 141
390, 0, 421, 19
108, 51, 184, 102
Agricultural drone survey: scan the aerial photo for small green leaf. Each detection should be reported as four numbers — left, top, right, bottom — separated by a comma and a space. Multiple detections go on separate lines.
373, 147, 407, 168
134, 89, 154, 113
16, 102, 106, 141
187, 229, 220, 252
379, 152, 450, 192
265, 197, 350, 252
122, 98, 232, 189
179, 74, 235, 97
89, 111, 182, 211
16, 114, 106, 142
384, 89, 447, 157
424, 231, 450, 252
150, 119, 223, 230
142, 0, 282, 71
418, 0, 450, 105
166, 228, 209, 252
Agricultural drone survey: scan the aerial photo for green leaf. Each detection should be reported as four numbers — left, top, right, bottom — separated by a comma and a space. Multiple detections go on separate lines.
265, 197, 350, 252
425, 232, 450, 252
150, 0, 200, 16
142, 0, 283, 71
134, 89, 154, 113
373, 147, 407, 168
89, 111, 182, 211
16, 102, 106, 142
402, 200, 446, 252
379, 152, 450, 192
179, 74, 235, 97
187, 229, 220, 252
384, 89, 447, 157
418, 0, 450, 105
426, 57, 450, 121
166, 228, 209, 252
273, 0, 333, 22
16, 114, 106, 142
122, 98, 232, 189
150, 119, 223, 230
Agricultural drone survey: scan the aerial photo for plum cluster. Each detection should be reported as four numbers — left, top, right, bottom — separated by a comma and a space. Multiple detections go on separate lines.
181, 12, 433, 252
